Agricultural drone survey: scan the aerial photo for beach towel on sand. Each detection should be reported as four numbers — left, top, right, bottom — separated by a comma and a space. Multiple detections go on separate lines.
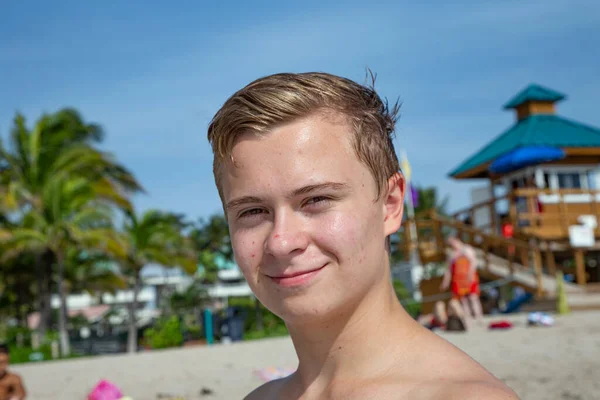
87, 379, 123, 400
254, 367, 295, 382
488, 320, 513, 330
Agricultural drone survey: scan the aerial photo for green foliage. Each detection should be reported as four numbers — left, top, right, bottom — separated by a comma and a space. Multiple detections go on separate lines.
7, 344, 53, 364
393, 280, 421, 318
144, 316, 184, 349
184, 323, 203, 340
227, 296, 289, 340
190, 215, 232, 284
243, 323, 289, 340
0, 108, 143, 355
169, 280, 207, 314
421, 263, 446, 280
410, 185, 449, 217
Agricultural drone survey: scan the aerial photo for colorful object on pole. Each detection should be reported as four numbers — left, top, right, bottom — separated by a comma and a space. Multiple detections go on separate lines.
400, 151, 412, 181
410, 184, 419, 208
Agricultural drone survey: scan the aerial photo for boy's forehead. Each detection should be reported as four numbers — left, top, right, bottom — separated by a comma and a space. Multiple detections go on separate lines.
220, 115, 369, 198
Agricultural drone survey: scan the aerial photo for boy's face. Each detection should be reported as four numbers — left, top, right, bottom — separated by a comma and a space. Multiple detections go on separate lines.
221, 113, 404, 323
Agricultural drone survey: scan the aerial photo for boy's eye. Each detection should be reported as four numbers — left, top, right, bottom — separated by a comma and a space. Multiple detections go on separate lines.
305, 196, 330, 206
239, 208, 266, 219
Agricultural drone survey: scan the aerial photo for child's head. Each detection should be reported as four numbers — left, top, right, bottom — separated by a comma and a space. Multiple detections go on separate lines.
447, 235, 463, 251
207, 72, 405, 324
0, 343, 9, 374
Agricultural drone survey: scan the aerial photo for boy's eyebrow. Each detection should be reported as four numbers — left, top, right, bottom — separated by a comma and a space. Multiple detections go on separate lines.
226, 195, 263, 211
226, 182, 350, 211
291, 181, 350, 197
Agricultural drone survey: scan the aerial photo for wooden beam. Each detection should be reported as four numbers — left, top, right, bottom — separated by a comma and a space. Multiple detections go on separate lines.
574, 249, 587, 286
515, 101, 555, 121
545, 248, 557, 276
489, 179, 497, 235
533, 248, 544, 298
451, 162, 491, 180
564, 147, 600, 156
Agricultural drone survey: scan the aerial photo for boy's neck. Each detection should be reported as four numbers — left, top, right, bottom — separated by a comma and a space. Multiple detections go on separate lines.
286, 274, 419, 393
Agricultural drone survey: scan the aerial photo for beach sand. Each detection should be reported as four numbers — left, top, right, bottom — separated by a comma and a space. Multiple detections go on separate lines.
13, 310, 600, 400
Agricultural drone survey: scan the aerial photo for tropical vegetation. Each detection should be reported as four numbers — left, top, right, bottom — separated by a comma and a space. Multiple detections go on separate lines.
0, 108, 434, 359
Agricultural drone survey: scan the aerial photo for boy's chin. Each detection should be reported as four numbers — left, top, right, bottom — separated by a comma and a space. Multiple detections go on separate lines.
268, 296, 348, 326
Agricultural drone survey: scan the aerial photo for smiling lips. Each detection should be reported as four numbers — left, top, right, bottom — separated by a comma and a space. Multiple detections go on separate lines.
267, 264, 328, 287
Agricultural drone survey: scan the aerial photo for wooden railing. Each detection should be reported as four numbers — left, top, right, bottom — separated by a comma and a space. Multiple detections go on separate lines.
443, 188, 600, 241
510, 188, 600, 240
401, 210, 547, 297
399, 204, 593, 290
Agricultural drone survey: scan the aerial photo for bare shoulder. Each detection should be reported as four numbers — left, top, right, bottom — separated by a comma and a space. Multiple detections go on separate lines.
243, 377, 286, 400
5, 372, 23, 385
395, 325, 518, 399
408, 379, 519, 400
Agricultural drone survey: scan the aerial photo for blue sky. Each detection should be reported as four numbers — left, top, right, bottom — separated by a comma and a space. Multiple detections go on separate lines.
2, 0, 599, 221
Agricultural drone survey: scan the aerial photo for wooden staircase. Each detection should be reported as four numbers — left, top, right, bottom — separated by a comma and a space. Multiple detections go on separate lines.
400, 211, 583, 299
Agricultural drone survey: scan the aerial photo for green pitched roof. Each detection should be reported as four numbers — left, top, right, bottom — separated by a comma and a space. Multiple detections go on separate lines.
503, 84, 566, 109
449, 115, 600, 178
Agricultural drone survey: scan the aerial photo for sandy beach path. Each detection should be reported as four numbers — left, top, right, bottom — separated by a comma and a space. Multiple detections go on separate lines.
12, 310, 600, 399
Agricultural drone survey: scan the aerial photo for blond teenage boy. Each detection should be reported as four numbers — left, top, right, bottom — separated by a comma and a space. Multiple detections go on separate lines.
207, 72, 518, 400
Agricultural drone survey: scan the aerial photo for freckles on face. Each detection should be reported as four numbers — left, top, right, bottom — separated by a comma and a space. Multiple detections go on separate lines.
221, 113, 387, 318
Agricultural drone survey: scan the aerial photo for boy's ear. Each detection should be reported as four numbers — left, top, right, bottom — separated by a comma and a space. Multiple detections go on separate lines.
383, 172, 405, 236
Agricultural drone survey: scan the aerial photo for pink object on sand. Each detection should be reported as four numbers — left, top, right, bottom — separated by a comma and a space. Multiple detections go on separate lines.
254, 367, 296, 382
87, 379, 123, 400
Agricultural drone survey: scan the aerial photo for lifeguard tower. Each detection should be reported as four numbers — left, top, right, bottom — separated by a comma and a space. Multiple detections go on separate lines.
402, 84, 600, 308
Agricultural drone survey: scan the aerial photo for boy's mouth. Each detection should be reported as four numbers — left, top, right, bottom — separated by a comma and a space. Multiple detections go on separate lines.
267, 263, 328, 287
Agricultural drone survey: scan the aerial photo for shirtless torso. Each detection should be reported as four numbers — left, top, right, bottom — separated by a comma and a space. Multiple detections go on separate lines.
0, 372, 26, 400
245, 322, 517, 400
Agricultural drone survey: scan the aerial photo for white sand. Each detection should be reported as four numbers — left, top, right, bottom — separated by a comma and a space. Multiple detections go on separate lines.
12, 310, 600, 400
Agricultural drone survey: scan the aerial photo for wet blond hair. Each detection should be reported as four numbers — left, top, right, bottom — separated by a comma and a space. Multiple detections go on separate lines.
207, 71, 401, 201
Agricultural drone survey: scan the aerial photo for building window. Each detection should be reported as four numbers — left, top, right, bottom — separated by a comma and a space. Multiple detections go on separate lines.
557, 173, 581, 189
543, 173, 551, 189
587, 171, 596, 190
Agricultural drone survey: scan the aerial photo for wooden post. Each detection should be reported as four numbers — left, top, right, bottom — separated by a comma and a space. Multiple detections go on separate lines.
546, 248, 556, 276
520, 247, 529, 271
507, 247, 515, 275
590, 189, 599, 236
509, 192, 518, 233
434, 217, 444, 255
483, 240, 491, 272
574, 249, 587, 287
533, 248, 544, 298
545, 247, 557, 276
558, 193, 568, 237
527, 192, 536, 227
489, 180, 497, 235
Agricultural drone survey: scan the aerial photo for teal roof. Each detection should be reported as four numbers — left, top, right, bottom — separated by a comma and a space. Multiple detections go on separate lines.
503, 84, 566, 109
449, 115, 600, 178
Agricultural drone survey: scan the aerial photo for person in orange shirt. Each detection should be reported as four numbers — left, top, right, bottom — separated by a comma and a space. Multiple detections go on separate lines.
440, 236, 483, 324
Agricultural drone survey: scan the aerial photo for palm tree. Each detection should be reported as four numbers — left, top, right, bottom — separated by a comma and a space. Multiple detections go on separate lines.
63, 248, 127, 299
190, 215, 232, 284
111, 210, 197, 353
0, 175, 130, 356
411, 185, 449, 217
0, 108, 142, 339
